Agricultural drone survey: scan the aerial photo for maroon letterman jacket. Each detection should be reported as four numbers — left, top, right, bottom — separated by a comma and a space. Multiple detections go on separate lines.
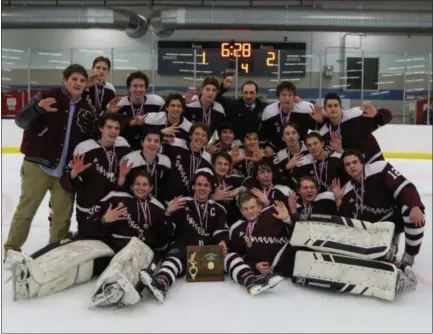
15, 86, 96, 169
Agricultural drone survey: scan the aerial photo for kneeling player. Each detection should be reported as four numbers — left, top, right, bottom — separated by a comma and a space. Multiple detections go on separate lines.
140, 169, 282, 303
6, 171, 173, 308
288, 214, 418, 301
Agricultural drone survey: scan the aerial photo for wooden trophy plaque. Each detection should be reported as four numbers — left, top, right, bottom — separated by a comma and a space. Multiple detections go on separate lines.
186, 245, 225, 282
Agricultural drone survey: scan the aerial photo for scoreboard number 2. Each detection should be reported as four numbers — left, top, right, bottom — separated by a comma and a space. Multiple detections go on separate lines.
266, 51, 277, 67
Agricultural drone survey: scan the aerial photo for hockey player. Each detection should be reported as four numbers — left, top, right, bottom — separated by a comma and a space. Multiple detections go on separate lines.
161, 122, 213, 202
259, 81, 322, 151
291, 132, 346, 193
206, 121, 239, 154
140, 169, 283, 302
142, 93, 192, 145
231, 130, 263, 178
113, 71, 165, 150
317, 93, 393, 164
288, 176, 337, 222
184, 76, 226, 136
60, 112, 131, 233
241, 161, 294, 209
6, 170, 173, 308
118, 127, 171, 202
83, 56, 117, 118
272, 122, 309, 188
333, 149, 425, 268
229, 192, 294, 277
212, 152, 244, 226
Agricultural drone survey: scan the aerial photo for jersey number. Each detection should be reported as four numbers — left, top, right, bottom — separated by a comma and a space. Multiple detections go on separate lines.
387, 168, 401, 180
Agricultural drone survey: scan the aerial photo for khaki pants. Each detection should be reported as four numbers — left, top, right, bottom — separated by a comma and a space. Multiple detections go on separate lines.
4, 160, 73, 253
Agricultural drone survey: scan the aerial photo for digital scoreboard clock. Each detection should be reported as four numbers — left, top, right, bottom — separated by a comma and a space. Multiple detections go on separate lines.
157, 41, 307, 77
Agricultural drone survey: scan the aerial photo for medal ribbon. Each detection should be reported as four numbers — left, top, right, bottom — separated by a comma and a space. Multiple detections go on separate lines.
94, 84, 105, 112
137, 199, 151, 227
312, 159, 328, 190
130, 97, 145, 118
99, 141, 117, 177
354, 178, 365, 219
202, 104, 212, 127
300, 204, 313, 221
194, 200, 209, 230
189, 152, 202, 181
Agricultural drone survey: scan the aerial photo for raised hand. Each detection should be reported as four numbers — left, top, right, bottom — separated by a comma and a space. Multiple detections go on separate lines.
103, 203, 127, 223
286, 153, 303, 170
330, 131, 343, 152
161, 124, 180, 137
167, 196, 187, 214
231, 145, 246, 164
107, 96, 122, 113
309, 104, 324, 123
263, 146, 274, 158
251, 188, 270, 206
214, 186, 235, 201
218, 240, 228, 257
361, 103, 377, 118
70, 154, 92, 179
130, 115, 146, 126
288, 192, 299, 213
38, 97, 57, 112
272, 200, 289, 221
223, 76, 234, 89
86, 72, 104, 87
409, 207, 424, 227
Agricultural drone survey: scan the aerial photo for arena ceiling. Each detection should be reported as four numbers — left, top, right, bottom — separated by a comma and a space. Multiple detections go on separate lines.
1, 0, 432, 11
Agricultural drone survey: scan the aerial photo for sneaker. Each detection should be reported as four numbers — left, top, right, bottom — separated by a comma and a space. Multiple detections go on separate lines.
245, 273, 284, 296
396, 266, 417, 293
140, 270, 166, 304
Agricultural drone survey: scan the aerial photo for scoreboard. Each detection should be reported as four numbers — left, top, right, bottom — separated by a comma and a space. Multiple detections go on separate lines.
157, 41, 307, 77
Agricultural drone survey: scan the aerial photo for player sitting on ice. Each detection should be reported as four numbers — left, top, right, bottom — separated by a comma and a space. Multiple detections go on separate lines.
228, 191, 295, 280
287, 176, 337, 222
333, 149, 425, 269
140, 168, 283, 303
6, 170, 173, 308
287, 214, 417, 301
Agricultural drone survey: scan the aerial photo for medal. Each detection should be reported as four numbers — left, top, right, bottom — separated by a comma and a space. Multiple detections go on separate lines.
137, 199, 152, 229
99, 141, 117, 182
107, 172, 115, 181
194, 200, 209, 236
143, 224, 149, 229
245, 220, 257, 248
246, 240, 253, 248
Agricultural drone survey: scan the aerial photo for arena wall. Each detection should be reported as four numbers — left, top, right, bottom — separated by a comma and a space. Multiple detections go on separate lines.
1, 120, 431, 159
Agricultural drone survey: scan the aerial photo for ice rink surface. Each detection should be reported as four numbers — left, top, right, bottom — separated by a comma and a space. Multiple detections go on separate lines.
1, 154, 432, 333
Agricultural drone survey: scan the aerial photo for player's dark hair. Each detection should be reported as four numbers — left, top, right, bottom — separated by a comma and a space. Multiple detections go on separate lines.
126, 71, 149, 89
212, 151, 232, 166
282, 121, 300, 135
298, 176, 318, 191
342, 149, 365, 164
200, 76, 220, 90
217, 121, 235, 136
193, 168, 216, 192
324, 93, 342, 107
131, 170, 153, 187
238, 191, 260, 207
255, 160, 273, 177
165, 93, 186, 110
243, 130, 259, 141
189, 122, 211, 141
97, 112, 125, 132
276, 81, 297, 97
140, 126, 163, 141
241, 80, 259, 94
63, 64, 88, 80
305, 131, 325, 143
92, 56, 111, 72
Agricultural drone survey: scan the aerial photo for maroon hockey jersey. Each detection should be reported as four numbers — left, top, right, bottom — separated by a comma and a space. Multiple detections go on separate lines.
168, 197, 229, 246
81, 191, 173, 252
117, 95, 165, 150
83, 82, 116, 118
119, 150, 171, 202
289, 191, 337, 223
161, 138, 212, 202
241, 177, 294, 207
60, 137, 131, 229
143, 112, 192, 144
338, 161, 424, 222
184, 99, 226, 136
259, 101, 319, 150
292, 151, 345, 193
318, 107, 392, 164
229, 206, 292, 272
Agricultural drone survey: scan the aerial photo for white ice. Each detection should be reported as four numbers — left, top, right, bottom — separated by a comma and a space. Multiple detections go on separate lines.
1, 154, 432, 333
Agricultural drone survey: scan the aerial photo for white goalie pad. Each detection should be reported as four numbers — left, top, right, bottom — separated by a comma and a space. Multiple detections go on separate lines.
292, 250, 398, 301
91, 237, 154, 307
6, 240, 114, 300
290, 216, 395, 260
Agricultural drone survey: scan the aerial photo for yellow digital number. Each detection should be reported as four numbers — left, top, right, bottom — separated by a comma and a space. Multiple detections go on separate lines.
266, 51, 277, 66
241, 62, 249, 74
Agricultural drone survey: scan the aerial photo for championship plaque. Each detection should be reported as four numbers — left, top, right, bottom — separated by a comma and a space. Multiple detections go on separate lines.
186, 245, 225, 282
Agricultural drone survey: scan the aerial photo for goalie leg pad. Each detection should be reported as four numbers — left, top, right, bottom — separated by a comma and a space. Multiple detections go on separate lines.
91, 237, 154, 307
292, 250, 399, 301
6, 240, 115, 300
290, 217, 395, 260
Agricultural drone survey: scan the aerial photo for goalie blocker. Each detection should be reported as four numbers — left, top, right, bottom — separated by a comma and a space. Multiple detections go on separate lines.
286, 214, 418, 301
6, 237, 157, 308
